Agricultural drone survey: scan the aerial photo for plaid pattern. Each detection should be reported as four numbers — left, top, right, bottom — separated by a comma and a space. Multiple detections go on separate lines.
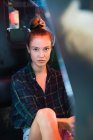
11, 62, 72, 129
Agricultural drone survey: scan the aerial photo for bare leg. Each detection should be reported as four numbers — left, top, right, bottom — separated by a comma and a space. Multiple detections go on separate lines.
28, 117, 42, 140
28, 108, 61, 140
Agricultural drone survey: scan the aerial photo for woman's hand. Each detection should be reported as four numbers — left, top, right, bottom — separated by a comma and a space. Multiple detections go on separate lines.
57, 116, 75, 134
66, 116, 75, 134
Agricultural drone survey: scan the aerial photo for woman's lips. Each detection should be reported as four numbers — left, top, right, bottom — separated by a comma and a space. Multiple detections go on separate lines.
37, 60, 46, 62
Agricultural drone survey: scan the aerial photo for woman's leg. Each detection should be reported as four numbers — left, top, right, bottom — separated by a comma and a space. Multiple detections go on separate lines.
28, 108, 61, 140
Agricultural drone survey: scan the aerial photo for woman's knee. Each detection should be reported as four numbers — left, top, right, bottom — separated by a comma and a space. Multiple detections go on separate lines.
36, 108, 56, 123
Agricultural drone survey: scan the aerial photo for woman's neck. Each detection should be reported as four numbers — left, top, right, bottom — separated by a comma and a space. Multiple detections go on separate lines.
31, 63, 47, 75
31, 63, 47, 92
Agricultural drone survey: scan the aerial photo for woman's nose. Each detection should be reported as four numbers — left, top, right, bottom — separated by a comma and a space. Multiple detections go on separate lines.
39, 50, 45, 57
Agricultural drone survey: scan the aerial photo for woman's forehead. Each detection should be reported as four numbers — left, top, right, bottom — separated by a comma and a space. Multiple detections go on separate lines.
31, 35, 51, 40
30, 35, 52, 46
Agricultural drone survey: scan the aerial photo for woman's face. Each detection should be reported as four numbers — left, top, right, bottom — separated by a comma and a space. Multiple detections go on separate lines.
27, 35, 52, 68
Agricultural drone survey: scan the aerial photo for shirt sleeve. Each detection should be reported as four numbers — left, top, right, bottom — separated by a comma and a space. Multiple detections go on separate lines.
11, 76, 38, 126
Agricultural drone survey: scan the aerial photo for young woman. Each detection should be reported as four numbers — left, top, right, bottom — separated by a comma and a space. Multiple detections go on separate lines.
11, 17, 75, 140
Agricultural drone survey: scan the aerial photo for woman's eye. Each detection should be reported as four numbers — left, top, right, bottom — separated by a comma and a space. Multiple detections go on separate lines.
44, 48, 50, 51
32, 47, 50, 52
33, 48, 39, 51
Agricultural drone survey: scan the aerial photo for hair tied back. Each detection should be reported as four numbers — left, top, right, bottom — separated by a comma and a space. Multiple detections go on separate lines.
29, 16, 46, 30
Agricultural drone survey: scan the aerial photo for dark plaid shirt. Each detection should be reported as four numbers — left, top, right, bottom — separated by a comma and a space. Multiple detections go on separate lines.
11, 62, 72, 129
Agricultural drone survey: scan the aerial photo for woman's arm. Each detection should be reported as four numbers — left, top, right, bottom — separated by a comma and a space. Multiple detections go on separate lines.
11, 76, 38, 125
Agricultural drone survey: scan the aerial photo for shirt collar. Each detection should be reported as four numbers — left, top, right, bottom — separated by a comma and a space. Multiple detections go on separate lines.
27, 62, 53, 81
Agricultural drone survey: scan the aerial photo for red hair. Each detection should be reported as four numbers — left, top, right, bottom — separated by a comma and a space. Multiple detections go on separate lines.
26, 27, 53, 47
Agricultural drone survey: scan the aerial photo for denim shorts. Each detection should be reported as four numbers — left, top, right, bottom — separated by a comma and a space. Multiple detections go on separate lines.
22, 127, 72, 140
23, 128, 30, 140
